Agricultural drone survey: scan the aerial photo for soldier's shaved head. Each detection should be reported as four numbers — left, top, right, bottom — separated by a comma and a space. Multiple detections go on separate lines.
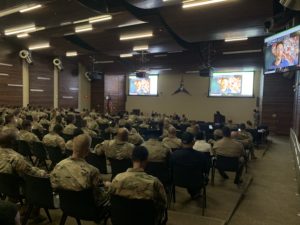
116, 128, 129, 142
72, 134, 91, 158
0, 129, 17, 148
168, 126, 177, 137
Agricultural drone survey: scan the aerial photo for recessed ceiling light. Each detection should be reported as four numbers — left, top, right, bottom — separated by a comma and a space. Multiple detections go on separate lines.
17, 33, 29, 38
118, 20, 147, 28
5, 25, 36, 36
120, 32, 153, 41
66, 51, 78, 57
28, 43, 50, 50
89, 15, 112, 23
120, 53, 133, 58
182, 0, 227, 9
225, 37, 248, 42
75, 25, 93, 33
133, 45, 149, 51
19, 4, 42, 13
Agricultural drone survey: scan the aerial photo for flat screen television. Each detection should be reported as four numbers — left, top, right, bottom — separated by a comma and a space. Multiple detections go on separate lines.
264, 24, 300, 74
209, 71, 254, 97
128, 74, 158, 96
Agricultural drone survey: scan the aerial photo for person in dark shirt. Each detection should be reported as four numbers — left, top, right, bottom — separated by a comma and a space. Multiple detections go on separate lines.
171, 132, 209, 199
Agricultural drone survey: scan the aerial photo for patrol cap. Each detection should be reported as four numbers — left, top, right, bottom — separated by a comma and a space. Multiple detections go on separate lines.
181, 132, 194, 144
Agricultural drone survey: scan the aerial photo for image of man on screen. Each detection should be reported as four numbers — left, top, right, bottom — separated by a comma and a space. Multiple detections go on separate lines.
270, 41, 290, 70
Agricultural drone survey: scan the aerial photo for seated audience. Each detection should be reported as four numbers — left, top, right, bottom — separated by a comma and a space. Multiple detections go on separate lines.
208, 129, 223, 145
32, 115, 44, 134
125, 123, 144, 146
2, 114, 19, 133
212, 127, 245, 184
65, 128, 84, 151
0, 200, 21, 225
18, 120, 40, 144
43, 124, 65, 151
142, 132, 171, 162
162, 126, 182, 150
81, 120, 97, 138
49, 115, 64, 132
193, 131, 212, 154
63, 114, 77, 135
50, 134, 109, 206
171, 132, 209, 199
237, 123, 257, 159
186, 121, 200, 136
110, 146, 167, 224
95, 128, 134, 159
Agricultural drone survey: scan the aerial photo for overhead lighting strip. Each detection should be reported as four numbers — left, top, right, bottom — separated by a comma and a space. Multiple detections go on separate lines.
133, 45, 149, 51
5, 25, 36, 36
225, 37, 248, 42
120, 32, 153, 41
29, 43, 50, 50
120, 53, 133, 58
183, 0, 227, 9
75, 25, 93, 33
19, 4, 42, 13
89, 15, 112, 23
223, 49, 262, 55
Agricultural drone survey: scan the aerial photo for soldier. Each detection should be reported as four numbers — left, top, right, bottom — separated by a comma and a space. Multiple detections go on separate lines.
18, 120, 40, 143
142, 132, 171, 162
49, 115, 64, 132
50, 134, 109, 207
125, 123, 144, 146
43, 124, 65, 151
81, 120, 98, 138
63, 114, 77, 135
110, 146, 167, 225
32, 115, 44, 134
2, 114, 19, 133
65, 128, 84, 151
162, 126, 182, 149
95, 128, 134, 159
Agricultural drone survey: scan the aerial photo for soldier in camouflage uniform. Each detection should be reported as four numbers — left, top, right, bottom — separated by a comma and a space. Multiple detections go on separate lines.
162, 126, 182, 149
43, 124, 65, 151
18, 120, 40, 143
0, 129, 47, 177
50, 134, 109, 206
142, 132, 171, 162
124, 123, 144, 146
81, 120, 97, 138
65, 128, 84, 151
110, 146, 167, 225
95, 128, 134, 159
63, 114, 77, 135
2, 114, 19, 134
32, 115, 44, 134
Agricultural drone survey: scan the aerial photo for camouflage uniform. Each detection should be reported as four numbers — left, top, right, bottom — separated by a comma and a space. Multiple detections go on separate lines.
0, 147, 47, 177
87, 120, 99, 131
43, 133, 65, 150
128, 130, 144, 146
98, 139, 134, 159
110, 168, 167, 223
32, 121, 44, 133
63, 124, 77, 135
2, 124, 19, 134
39, 118, 50, 126
18, 130, 40, 143
50, 158, 108, 205
142, 139, 171, 162
65, 140, 73, 151
82, 127, 98, 138
162, 136, 182, 149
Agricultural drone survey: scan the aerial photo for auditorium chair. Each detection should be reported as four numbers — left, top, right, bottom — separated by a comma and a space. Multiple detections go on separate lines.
110, 195, 167, 225
0, 173, 24, 205
58, 189, 110, 225
22, 174, 56, 225
91, 137, 104, 149
31, 142, 49, 171
45, 146, 65, 169
108, 158, 132, 180
86, 152, 107, 174
17, 140, 34, 164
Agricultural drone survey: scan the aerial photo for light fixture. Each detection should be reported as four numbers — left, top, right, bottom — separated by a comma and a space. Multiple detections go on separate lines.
66, 51, 78, 57
28, 43, 50, 50
17, 33, 29, 38
182, 0, 227, 9
75, 25, 93, 33
0, 73, 9, 76
120, 53, 133, 58
5, 25, 36, 36
225, 37, 248, 42
19, 4, 42, 13
0, 63, 13, 67
94, 60, 114, 64
118, 20, 147, 28
223, 49, 262, 55
37, 77, 51, 80
89, 15, 112, 23
30, 89, 44, 92
120, 32, 153, 41
7, 84, 23, 87
133, 45, 149, 51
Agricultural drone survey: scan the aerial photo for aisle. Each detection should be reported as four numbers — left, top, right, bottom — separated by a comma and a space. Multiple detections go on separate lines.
229, 136, 300, 225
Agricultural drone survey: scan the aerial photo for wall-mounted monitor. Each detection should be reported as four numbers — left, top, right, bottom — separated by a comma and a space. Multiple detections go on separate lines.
209, 71, 254, 97
264, 24, 300, 74
128, 74, 158, 96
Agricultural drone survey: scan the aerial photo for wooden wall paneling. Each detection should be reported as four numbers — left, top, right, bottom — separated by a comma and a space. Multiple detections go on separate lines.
0, 56, 23, 106
58, 60, 78, 109
29, 56, 54, 107
91, 79, 104, 112
104, 75, 126, 114
261, 74, 295, 135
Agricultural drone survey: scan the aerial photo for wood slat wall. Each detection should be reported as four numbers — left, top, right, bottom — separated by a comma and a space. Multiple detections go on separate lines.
261, 74, 295, 135
105, 75, 126, 114
58, 60, 78, 109
0, 56, 22, 106
29, 56, 54, 107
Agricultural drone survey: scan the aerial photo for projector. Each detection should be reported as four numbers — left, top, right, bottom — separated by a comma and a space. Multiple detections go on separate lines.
135, 70, 147, 78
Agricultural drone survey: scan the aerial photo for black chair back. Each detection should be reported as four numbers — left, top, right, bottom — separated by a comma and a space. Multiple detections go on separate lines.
86, 153, 107, 174
91, 137, 104, 149
172, 163, 205, 188
109, 158, 132, 180
215, 155, 239, 172
0, 173, 23, 199
42, 123, 50, 131
110, 195, 156, 225
145, 161, 170, 187
17, 140, 32, 158
32, 142, 47, 161
58, 189, 98, 220
32, 129, 43, 140
23, 174, 54, 208
62, 134, 73, 142
45, 146, 65, 168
